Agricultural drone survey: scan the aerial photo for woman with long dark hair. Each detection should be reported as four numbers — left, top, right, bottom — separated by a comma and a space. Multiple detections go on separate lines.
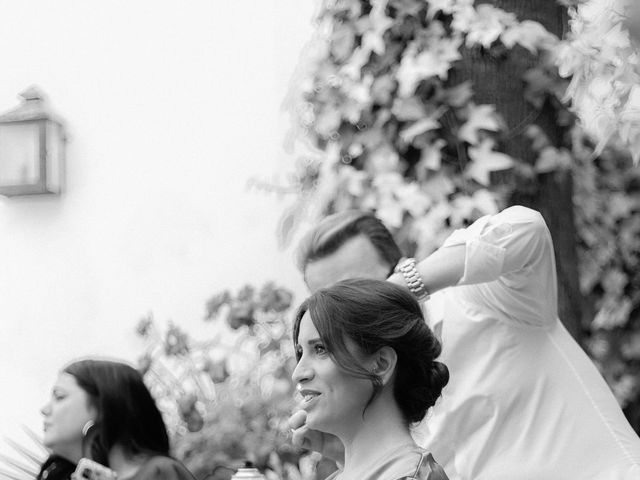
292, 278, 450, 480
38, 358, 195, 480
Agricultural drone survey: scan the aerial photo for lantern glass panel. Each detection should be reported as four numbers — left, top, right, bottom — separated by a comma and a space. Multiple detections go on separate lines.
46, 121, 64, 192
0, 122, 40, 187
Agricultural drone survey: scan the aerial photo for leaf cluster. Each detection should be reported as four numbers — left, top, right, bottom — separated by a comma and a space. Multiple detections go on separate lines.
558, 0, 640, 163
574, 143, 640, 418
134, 283, 315, 479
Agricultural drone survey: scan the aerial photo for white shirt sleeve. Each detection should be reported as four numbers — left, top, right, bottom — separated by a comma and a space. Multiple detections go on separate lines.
440, 205, 558, 327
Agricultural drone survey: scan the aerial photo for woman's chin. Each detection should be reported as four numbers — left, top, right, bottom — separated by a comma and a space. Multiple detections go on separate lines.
42, 438, 71, 458
41, 436, 54, 449
305, 414, 336, 437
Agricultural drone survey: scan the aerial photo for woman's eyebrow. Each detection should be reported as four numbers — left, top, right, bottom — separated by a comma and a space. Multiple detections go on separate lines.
306, 338, 322, 345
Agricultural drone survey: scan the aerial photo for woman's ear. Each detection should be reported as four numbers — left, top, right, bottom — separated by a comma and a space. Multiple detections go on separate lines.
372, 346, 397, 386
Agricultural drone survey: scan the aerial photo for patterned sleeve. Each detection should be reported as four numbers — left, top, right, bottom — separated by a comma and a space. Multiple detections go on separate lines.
423, 453, 449, 480
401, 452, 449, 480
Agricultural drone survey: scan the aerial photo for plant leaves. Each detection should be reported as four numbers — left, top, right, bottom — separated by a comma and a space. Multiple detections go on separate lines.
458, 104, 502, 145
467, 139, 514, 186
400, 117, 440, 144
501, 20, 557, 54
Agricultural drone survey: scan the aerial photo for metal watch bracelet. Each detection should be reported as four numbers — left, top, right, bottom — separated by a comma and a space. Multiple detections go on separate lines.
395, 257, 430, 301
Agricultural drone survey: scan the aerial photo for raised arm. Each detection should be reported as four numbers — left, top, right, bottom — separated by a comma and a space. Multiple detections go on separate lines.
389, 206, 557, 323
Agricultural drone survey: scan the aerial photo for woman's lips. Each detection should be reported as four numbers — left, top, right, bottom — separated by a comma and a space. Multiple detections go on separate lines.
299, 389, 321, 409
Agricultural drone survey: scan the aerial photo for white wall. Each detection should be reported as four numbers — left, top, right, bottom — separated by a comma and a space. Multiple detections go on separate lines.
0, 0, 314, 457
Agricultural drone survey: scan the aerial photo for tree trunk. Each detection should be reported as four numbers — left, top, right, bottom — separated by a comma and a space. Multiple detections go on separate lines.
451, 0, 584, 339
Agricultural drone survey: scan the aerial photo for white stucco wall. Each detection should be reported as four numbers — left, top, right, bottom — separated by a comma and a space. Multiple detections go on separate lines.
0, 0, 314, 458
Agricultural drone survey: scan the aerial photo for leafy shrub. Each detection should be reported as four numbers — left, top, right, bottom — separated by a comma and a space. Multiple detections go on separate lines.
135, 283, 323, 479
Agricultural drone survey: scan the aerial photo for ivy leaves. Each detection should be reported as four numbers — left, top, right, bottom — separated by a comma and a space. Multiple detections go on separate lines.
558, 0, 640, 164
396, 36, 463, 96
467, 139, 514, 186
458, 104, 502, 144
290, 0, 560, 255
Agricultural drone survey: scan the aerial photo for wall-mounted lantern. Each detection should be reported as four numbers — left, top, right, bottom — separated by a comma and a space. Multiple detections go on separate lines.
0, 86, 66, 196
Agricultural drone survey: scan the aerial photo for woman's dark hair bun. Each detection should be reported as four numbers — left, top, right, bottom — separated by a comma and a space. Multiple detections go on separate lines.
430, 361, 449, 393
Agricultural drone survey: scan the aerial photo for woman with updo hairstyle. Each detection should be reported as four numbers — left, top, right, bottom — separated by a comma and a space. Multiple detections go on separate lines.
292, 278, 450, 480
38, 358, 196, 480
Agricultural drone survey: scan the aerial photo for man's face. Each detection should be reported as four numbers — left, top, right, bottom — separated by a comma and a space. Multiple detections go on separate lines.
304, 235, 392, 292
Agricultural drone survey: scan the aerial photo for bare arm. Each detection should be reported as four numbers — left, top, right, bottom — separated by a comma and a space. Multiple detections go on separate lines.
388, 206, 553, 301
387, 243, 466, 294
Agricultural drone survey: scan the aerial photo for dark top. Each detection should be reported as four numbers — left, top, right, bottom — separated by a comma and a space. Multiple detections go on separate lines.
38, 455, 76, 480
130, 456, 196, 480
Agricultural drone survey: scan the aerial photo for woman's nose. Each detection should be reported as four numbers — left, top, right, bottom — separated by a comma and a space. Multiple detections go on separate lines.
292, 358, 313, 385
40, 401, 51, 417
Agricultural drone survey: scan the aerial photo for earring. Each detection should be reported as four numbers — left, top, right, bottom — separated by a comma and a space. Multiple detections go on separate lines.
82, 420, 95, 437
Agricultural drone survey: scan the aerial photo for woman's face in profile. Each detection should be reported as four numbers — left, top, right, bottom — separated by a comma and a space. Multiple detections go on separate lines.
292, 312, 373, 437
41, 372, 96, 461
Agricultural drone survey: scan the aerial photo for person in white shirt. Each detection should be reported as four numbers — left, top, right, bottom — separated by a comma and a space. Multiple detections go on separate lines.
290, 205, 640, 479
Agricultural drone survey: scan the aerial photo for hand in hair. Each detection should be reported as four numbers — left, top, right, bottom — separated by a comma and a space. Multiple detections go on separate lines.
288, 410, 345, 465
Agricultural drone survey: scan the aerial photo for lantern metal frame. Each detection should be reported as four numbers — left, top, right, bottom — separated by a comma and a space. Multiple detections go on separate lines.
0, 86, 66, 197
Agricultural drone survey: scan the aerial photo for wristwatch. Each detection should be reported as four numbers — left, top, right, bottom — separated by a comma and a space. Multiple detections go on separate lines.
395, 257, 430, 301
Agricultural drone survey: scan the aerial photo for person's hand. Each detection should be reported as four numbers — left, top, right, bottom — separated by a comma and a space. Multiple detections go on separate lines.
289, 409, 345, 464
73, 458, 118, 480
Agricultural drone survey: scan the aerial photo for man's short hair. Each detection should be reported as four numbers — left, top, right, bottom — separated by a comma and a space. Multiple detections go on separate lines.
296, 210, 403, 272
